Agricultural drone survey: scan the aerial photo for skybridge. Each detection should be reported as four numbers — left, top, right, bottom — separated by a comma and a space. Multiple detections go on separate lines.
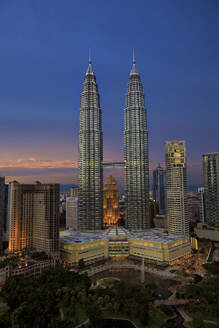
102, 162, 125, 168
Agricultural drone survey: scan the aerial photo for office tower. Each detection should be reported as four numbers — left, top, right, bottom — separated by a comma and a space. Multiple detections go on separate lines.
198, 187, 205, 224
78, 57, 103, 231
165, 141, 189, 235
203, 153, 219, 226
124, 53, 150, 230
153, 164, 166, 215
0, 177, 8, 249
9, 181, 59, 255
187, 196, 200, 222
70, 187, 78, 197
149, 199, 159, 223
103, 176, 120, 227
66, 197, 78, 230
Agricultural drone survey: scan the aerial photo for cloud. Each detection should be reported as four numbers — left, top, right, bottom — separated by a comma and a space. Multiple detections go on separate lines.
0, 157, 203, 185
0, 157, 77, 169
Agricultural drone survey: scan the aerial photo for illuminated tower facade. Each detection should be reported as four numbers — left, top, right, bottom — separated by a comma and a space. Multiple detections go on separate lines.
78, 58, 103, 230
9, 181, 59, 255
165, 141, 189, 235
0, 177, 8, 250
103, 175, 120, 227
124, 54, 150, 230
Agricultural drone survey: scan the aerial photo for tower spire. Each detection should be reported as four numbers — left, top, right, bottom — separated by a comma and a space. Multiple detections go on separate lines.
133, 48, 135, 64
130, 49, 139, 75
89, 48, 91, 64
86, 49, 94, 75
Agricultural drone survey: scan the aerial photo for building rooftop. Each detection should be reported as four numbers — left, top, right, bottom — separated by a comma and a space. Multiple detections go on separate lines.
60, 227, 185, 245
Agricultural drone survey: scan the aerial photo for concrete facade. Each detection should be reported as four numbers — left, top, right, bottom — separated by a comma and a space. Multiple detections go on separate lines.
9, 181, 59, 256
165, 141, 189, 236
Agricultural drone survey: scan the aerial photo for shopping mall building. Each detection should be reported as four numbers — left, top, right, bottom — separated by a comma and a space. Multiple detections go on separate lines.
60, 227, 191, 265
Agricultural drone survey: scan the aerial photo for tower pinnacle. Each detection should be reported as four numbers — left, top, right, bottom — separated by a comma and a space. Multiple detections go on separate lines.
133, 48, 136, 64
86, 50, 94, 75
130, 49, 139, 75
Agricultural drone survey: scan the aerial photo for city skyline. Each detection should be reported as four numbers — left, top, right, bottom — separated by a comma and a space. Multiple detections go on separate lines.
0, 1, 219, 185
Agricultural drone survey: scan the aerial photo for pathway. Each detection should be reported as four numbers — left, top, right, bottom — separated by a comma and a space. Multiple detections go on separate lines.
204, 320, 219, 326
176, 308, 192, 323
74, 318, 89, 328
72, 260, 178, 280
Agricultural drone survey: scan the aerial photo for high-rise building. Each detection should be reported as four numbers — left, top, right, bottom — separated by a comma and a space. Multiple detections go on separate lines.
165, 141, 189, 235
78, 57, 103, 231
149, 198, 159, 224
66, 196, 78, 230
0, 177, 8, 249
9, 181, 59, 255
70, 187, 78, 197
103, 176, 120, 227
124, 53, 150, 230
153, 164, 166, 215
188, 196, 200, 222
198, 187, 205, 224
203, 153, 219, 226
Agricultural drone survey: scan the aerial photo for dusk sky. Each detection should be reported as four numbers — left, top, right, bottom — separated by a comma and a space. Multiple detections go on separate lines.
0, 0, 219, 187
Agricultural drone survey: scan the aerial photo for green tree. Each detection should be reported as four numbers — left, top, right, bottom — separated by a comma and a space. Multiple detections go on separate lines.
192, 314, 205, 328
79, 258, 85, 269
86, 303, 103, 328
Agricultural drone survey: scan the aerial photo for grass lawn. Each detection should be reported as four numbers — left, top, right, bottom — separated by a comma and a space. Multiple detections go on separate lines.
185, 322, 219, 328
103, 308, 168, 328
99, 277, 120, 286
184, 309, 219, 328
147, 308, 169, 328
74, 304, 88, 325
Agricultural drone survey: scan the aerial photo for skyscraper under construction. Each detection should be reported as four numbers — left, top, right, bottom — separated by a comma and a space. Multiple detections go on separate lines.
78, 58, 103, 230
124, 54, 150, 230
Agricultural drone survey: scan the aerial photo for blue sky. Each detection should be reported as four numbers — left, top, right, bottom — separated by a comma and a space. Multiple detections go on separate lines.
0, 0, 218, 185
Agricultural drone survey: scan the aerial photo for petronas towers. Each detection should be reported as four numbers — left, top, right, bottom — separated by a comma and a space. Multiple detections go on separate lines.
124, 56, 150, 230
78, 55, 149, 231
78, 58, 103, 230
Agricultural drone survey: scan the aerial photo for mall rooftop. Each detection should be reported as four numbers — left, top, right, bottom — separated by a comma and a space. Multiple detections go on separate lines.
60, 227, 186, 244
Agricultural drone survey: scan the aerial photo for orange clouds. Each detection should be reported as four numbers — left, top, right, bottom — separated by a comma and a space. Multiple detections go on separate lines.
0, 158, 77, 169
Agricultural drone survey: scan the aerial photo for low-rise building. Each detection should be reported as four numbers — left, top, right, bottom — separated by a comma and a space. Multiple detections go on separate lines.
195, 224, 219, 242
0, 259, 56, 284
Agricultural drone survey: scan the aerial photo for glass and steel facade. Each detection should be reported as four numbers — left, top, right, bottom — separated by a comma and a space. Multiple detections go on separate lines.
153, 164, 166, 215
198, 187, 205, 224
165, 141, 189, 235
78, 60, 103, 230
124, 59, 150, 230
203, 153, 219, 226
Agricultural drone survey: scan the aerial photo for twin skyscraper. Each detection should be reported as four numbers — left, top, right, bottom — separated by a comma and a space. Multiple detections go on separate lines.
78, 54, 149, 231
